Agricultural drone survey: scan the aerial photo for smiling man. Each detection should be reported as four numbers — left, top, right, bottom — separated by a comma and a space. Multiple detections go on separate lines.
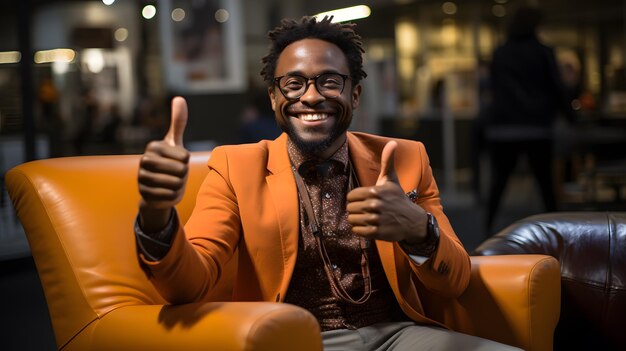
135, 16, 520, 350
267, 38, 357, 158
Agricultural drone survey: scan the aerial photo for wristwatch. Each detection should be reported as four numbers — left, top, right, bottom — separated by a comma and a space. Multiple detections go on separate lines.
399, 212, 440, 256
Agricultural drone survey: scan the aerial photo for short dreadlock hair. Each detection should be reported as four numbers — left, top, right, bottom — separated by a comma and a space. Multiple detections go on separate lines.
260, 16, 367, 87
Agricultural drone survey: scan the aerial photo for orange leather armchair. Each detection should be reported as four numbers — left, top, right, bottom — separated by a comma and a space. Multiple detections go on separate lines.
6, 152, 561, 351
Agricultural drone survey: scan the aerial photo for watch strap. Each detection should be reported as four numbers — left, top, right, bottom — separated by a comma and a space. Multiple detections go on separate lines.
399, 212, 440, 257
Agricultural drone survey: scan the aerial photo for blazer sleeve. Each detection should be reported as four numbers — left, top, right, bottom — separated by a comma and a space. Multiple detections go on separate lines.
139, 147, 241, 304
398, 142, 471, 298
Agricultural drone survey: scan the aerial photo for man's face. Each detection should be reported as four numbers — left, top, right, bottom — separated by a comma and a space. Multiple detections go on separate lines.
269, 38, 361, 158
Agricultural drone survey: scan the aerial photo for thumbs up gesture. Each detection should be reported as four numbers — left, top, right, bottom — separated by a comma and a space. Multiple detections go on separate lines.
138, 97, 190, 232
163, 96, 188, 147
347, 141, 428, 243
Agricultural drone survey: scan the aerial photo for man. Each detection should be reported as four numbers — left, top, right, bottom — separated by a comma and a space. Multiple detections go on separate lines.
136, 16, 519, 350
484, 6, 576, 233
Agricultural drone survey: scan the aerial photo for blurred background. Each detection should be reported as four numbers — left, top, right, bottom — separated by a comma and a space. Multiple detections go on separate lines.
0, 0, 625, 348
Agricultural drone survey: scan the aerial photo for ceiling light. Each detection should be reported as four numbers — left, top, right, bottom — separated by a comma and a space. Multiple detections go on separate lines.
142, 5, 157, 20
114, 28, 128, 42
314, 5, 371, 23
172, 8, 186, 22
215, 9, 229, 23
34, 49, 75, 64
0, 51, 21, 64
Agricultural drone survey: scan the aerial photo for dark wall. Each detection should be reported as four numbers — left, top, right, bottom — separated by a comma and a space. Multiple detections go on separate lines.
380, 117, 474, 171
183, 93, 249, 146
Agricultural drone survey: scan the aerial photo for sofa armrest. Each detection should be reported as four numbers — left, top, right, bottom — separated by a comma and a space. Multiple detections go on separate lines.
459, 255, 561, 351
64, 302, 322, 351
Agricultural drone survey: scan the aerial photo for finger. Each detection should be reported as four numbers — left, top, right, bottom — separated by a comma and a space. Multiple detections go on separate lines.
164, 96, 188, 147
347, 213, 379, 226
347, 186, 379, 202
138, 169, 187, 190
376, 141, 399, 186
347, 198, 382, 214
141, 152, 189, 178
145, 141, 190, 163
351, 225, 378, 237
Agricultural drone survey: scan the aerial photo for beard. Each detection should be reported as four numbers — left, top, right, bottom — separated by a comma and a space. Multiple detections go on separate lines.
281, 121, 346, 156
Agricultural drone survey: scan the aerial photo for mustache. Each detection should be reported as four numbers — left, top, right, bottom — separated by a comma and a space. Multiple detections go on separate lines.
283, 101, 336, 115
285, 107, 335, 114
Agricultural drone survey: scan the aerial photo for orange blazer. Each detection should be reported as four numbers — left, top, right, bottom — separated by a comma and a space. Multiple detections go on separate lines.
142, 132, 471, 328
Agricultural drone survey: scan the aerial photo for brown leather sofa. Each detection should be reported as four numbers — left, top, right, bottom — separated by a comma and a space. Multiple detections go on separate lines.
474, 212, 626, 350
6, 152, 561, 350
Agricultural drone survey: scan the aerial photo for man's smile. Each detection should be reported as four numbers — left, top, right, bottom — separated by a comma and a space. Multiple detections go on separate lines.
297, 113, 330, 122
287, 109, 337, 127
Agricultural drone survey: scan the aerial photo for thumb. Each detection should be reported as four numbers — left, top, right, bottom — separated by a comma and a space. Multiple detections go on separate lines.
377, 141, 399, 186
164, 96, 188, 147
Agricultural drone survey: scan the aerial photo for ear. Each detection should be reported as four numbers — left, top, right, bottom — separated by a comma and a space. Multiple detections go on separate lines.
351, 84, 362, 110
268, 87, 277, 111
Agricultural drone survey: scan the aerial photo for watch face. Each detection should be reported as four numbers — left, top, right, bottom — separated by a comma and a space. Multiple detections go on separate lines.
426, 213, 440, 239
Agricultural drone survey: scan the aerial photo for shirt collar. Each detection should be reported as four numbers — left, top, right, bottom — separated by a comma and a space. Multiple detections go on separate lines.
287, 138, 350, 176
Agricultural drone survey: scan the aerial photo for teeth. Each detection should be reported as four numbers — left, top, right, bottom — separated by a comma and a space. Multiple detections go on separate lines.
299, 113, 328, 121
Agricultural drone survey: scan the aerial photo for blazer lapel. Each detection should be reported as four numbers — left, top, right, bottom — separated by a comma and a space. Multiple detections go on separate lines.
265, 134, 300, 297
347, 132, 400, 296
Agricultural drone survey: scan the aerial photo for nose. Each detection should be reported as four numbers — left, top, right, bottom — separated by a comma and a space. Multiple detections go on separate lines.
299, 79, 325, 106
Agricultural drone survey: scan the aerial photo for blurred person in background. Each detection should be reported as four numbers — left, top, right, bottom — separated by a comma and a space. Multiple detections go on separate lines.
484, 6, 577, 233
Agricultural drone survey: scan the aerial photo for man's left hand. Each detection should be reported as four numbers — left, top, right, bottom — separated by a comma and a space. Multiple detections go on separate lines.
347, 141, 428, 243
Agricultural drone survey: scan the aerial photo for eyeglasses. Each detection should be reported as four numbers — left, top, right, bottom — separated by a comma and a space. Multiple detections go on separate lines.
273, 73, 350, 101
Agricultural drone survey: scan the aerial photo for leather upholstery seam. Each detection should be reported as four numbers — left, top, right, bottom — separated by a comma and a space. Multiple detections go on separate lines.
58, 316, 99, 350
561, 276, 625, 291
526, 257, 544, 348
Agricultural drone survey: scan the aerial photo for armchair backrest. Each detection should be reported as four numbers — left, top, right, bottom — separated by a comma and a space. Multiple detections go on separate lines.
6, 152, 235, 349
474, 212, 626, 350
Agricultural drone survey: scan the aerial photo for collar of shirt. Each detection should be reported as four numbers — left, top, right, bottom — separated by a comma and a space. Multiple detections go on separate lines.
287, 138, 350, 178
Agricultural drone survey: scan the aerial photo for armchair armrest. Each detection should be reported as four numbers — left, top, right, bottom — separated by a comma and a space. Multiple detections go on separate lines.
65, 302, 322, 351
459, 255, 560, 351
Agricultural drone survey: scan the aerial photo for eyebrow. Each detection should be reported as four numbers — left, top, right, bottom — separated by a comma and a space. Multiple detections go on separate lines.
279, 69, 348, 77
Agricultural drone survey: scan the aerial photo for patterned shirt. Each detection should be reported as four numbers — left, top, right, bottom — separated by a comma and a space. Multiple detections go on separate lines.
284, 139, 406, 331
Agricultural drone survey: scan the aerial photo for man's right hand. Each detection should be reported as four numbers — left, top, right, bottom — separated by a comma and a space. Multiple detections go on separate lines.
138, 96, 189, 233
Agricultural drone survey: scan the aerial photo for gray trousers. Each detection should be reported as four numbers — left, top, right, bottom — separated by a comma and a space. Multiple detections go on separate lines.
322, 322, 523, 351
